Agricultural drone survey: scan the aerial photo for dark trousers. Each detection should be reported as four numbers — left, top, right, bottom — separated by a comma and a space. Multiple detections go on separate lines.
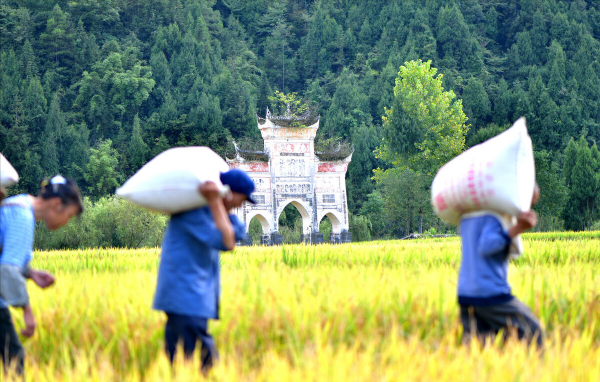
0, 308, 24, 375
460, 298, 544, 348
165, 313, 218, 372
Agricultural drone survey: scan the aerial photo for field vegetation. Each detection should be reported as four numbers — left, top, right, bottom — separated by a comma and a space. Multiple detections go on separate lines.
5, 233, 600, 381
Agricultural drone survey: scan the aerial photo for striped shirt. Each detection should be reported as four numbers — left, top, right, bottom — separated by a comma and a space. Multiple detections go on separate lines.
0, 194, 35, 308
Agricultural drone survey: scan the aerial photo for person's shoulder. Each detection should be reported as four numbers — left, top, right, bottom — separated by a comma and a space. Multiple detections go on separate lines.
172, 205, 213, 224
1, 194, 28, 206
1, 195, 32, 216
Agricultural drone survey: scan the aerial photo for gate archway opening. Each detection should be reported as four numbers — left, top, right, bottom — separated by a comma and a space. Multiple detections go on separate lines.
318, 212, 343, 243
248, 214, 269, 245
278, 201, 310, 244
318, 215, 332, 243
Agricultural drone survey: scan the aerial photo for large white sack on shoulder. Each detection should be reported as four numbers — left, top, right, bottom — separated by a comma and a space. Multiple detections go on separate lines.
0, 153, 19, 187
431, 117, 535, 225
117, 147, 230, 214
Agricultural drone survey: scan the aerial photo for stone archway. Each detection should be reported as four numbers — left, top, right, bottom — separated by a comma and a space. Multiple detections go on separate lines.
318, 211, 343, 234
277, 199, 312, 236
318, 211, 344, 244
247, 213, 271, 245
247, 212, 271, 233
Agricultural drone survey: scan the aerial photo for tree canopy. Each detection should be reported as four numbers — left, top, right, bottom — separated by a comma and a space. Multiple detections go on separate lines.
1, 0, 600, 244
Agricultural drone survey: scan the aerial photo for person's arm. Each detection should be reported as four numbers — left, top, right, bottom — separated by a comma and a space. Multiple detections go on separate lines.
23, 264, 56, 288
199, 182, 235, 250
0, 264, 36, 337
477, 217, 512, 257
21, 304, 36, 338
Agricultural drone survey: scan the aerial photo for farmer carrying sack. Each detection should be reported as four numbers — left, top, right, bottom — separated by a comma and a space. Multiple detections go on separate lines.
117, 147, 230, 214
431, 117, 535, 225
0, 153, 19, 188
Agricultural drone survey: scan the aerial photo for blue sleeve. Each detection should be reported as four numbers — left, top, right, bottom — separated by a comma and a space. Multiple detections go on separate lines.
477, 217, 511, 257
181, 209, 245, 251
230, 215, 247, 242
183, 217, 227, 250
0, 206, 34, 267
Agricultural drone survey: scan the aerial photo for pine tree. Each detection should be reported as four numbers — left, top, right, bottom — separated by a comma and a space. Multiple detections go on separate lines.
462, 77, 491, 132
22, 76, 47, 138
42, 92, 67, 175
563, 136, 599, 230
128, 114, 148, 174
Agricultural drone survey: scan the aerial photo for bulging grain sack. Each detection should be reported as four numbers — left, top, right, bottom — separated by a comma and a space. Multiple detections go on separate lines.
117, 147, 230, 214
0, 153, 19, 188
431, 117, 535, 225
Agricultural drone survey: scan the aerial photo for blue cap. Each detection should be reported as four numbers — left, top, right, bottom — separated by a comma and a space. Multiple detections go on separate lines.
220, 169, 257, 204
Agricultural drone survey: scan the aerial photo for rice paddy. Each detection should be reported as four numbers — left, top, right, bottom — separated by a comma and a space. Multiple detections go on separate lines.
5, 232, 600, 381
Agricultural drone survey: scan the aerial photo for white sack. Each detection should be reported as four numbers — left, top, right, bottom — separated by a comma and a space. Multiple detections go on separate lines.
431, 117, 535, 225
117, 147, 230, 214
0, 153, 19, 188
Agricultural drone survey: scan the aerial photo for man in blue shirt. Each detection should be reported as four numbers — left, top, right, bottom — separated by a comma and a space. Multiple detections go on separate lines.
1, 176, 83, 375
458, 185, 543, 348
153, 169, 254, 372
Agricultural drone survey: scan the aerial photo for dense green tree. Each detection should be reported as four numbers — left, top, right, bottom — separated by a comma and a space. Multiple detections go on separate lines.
39, 4, 76, 81
462, 77, 491, 131
85, 139, 121, 199
359, 190, 387, 238
377, 60, 468, 175
3, 0, 600, 241
563, 136, 600, 230
436, 5, 472, 70
22, 76, 47, 138
128, 115, 148, 174
534, 150, 567, 231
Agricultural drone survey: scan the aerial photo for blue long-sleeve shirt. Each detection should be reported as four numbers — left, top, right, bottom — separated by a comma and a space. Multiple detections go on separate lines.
153, 206, 246, 319
0, 195, 34, 308
457, 214, 514, 306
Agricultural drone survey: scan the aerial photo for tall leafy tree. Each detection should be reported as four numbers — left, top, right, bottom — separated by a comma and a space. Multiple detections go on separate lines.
376, 59, 469, 175
85, 139, 121, 199
563, 137, 599, 230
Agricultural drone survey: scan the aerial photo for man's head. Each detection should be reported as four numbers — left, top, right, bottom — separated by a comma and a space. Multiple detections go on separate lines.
220, 169, 256, 211
39, 175, 84, 230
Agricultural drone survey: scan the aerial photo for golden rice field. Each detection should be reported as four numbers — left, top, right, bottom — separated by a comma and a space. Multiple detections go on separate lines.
5, 232, 600, 381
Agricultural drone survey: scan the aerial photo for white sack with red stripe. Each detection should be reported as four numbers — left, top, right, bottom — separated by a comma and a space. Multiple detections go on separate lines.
431, 117, 535, 225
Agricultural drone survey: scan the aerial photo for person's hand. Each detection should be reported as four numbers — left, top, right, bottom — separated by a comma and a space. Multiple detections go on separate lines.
31, 270, 55, 289
198, 181, 222, 202
0, 187, 5, 201
21, 306, 36, 338
509, 211, 537, 238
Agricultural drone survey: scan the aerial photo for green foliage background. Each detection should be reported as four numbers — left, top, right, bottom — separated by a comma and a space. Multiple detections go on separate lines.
1, 0, 600, 245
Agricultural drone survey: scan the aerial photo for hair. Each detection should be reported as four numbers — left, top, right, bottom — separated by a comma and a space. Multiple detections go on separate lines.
39, 175, 84, 216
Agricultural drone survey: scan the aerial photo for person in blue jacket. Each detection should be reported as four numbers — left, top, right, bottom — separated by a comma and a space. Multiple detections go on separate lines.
1, 176, 83, 375
153, 169, 254, 372
458, 185, 543, 348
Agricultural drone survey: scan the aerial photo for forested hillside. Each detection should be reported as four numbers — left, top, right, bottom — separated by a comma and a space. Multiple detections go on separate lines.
1, 0, 599, 243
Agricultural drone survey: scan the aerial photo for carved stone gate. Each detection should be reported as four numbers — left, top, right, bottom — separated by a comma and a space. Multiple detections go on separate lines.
227, 109, 352, 245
